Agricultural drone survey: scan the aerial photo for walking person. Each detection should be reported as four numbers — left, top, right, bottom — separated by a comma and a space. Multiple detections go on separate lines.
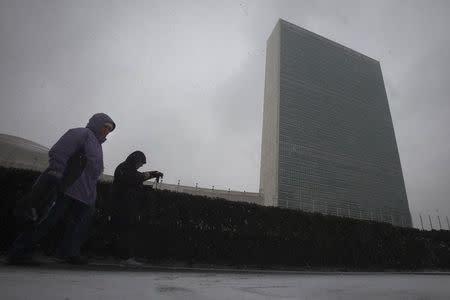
7, 113, 116, 265
112, 151, 162, 266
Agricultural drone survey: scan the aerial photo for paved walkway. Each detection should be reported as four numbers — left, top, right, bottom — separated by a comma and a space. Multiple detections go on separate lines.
2, 263, 450, 300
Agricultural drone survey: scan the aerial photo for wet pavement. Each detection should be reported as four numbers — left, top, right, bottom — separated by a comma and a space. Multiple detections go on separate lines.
1, 264, 450, 299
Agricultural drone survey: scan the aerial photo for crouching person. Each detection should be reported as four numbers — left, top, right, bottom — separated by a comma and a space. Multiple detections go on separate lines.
7, 113, 115, 265
112, 151, 162, 266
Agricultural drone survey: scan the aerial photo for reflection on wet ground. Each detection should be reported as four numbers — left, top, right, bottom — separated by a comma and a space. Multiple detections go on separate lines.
1, 266, 450, 300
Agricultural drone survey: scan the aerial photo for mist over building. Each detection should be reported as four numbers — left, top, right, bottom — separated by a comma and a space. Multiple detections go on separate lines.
0, 20, 413, 226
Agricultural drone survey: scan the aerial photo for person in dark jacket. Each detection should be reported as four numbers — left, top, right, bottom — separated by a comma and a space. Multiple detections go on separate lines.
112, 151, 162, 266
7, 113, 116, 265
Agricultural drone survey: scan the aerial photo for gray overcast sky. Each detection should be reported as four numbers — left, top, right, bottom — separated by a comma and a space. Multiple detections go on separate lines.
1, 0, 449, 227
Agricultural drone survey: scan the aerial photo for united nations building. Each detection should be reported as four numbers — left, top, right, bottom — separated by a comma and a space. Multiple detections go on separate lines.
260, 19, 412, 227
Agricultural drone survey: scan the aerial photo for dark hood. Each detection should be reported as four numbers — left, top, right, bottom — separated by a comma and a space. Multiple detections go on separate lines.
86, 113, 116, 143
125, 151, 146, 168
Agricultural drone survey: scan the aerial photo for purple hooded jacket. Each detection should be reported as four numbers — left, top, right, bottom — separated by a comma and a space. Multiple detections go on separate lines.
48, 113, 115, 206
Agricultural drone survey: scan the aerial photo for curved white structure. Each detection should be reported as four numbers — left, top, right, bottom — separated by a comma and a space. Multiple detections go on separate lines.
0, 133, 49, 171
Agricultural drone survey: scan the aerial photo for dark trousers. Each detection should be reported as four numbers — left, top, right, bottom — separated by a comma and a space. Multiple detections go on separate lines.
8, 195, 94, 259
115, 216, 140, 260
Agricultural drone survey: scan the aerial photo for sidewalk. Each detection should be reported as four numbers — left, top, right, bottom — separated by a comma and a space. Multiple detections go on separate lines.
2, 263, 450, 300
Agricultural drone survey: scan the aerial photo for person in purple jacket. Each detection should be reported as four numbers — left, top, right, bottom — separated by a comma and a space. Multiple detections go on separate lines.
7, 113, 115, 265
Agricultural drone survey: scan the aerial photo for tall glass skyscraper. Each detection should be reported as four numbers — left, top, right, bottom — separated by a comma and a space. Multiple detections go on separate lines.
260, 19, 412, 227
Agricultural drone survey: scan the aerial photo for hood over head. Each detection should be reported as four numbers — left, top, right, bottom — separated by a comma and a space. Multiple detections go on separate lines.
125, 151, 147, 168
86, 113, 116, 143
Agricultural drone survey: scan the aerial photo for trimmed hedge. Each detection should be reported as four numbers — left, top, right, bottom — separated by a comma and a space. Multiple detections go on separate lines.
1, 167, 449, 270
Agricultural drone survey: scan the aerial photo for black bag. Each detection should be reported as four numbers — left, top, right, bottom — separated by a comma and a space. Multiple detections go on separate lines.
14, 148, 87, 223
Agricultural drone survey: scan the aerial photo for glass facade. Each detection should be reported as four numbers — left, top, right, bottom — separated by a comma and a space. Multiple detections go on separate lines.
260, 20, 412, 227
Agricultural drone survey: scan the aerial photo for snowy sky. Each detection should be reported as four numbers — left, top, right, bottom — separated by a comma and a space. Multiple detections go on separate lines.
1, 0, 450, 227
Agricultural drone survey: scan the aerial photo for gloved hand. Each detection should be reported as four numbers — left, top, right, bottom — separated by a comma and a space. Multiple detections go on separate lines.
150, 171, 163, 179
144, 171, 163, 181
154, 171, 163, 183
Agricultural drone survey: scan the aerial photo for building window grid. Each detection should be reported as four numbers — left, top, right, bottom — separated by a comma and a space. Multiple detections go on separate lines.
265, 22, 411, 227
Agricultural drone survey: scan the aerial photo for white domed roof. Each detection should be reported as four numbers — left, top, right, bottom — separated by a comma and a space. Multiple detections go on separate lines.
0, 133, 49, 171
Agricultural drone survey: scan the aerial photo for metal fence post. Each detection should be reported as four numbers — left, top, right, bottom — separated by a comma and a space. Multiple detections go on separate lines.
419, 214, 424, 230
429, 215, 433, 230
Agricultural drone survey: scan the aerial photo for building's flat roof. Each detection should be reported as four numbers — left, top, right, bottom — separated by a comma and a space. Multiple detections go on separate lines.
278, 18, 379, 63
